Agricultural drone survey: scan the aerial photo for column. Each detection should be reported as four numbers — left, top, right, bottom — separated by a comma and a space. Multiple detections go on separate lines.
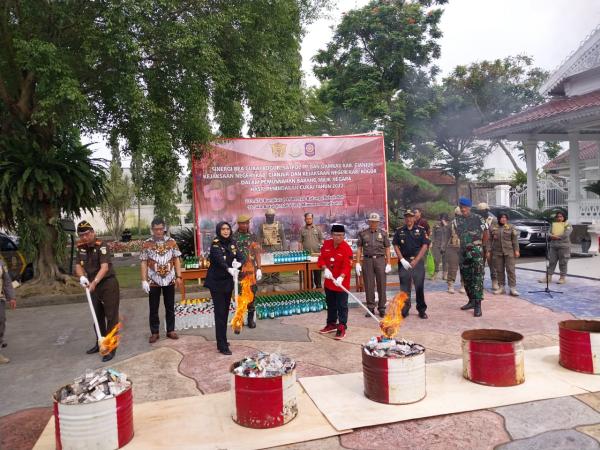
524, 140, 537, 210
568, 136, 581, 224
495, 184, 511, 207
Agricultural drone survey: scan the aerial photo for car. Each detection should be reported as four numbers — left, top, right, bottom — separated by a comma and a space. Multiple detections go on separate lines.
0, 232, 34, 282
474, 206, 550, 253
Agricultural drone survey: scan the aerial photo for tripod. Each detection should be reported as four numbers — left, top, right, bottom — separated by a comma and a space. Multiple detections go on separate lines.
529, 220, 563, 298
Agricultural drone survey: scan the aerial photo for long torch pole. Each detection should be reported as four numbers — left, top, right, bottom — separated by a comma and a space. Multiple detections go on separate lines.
85, 288, 103, 344
336, 283, 380, 324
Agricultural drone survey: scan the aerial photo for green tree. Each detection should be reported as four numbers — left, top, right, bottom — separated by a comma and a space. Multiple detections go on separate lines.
0, 0, 327, 289
100, 163, 134, 241
312, 0, 446, 161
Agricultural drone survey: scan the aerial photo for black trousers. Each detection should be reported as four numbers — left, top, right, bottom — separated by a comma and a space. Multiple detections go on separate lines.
148, 284, 175, 334
325, 288, 348, 327
92, 277, 120, 338
209, 287, 233, 350
398, 260, 427, 314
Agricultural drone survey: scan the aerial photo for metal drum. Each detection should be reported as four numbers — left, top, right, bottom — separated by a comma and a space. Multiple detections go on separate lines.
362, 347, 426, 404
559, 319, 600, 374
53, 384, 134, 450
231, 363, 298, 429
462, 329, 525, 387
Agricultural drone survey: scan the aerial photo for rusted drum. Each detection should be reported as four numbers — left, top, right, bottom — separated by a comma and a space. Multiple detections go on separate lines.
362, 348, 426, 404
53, 384, 134, 450
559, 320, 600, 374
462, 329, 524, 387
231, 362, 298, 428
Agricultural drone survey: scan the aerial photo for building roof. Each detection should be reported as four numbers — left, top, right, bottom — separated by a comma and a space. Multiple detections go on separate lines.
544, 141, 599, 170
474, 89, 600, 139
413, 169, 455, 185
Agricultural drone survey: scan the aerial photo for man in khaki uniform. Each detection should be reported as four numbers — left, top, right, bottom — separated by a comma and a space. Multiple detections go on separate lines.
258, 208, 286, 284
356, 213, 391, 317
430, 214, 450, 280
300, 213, 323, 288
0, 260, 17, 364
490, 212, 520, 296
446, 207, 465, 294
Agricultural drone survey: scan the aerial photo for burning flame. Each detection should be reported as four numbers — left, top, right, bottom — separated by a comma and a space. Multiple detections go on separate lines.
231, 256, 257, 334
379, 292, 408, 338
100, 323, 122, 355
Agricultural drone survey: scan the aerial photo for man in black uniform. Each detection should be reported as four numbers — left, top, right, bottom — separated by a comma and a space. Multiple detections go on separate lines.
75, 221, 120, 362
392, 210, 430, 319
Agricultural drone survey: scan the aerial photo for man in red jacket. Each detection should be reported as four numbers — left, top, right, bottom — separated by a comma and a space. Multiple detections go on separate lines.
317, 224, 353, 340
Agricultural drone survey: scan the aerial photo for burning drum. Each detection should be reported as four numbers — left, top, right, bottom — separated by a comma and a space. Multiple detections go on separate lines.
231, 352, 298, 429
559, 320, 600, 374
362, 338, 426, 404
53, 369, 133, 450
462, 329, 524, 387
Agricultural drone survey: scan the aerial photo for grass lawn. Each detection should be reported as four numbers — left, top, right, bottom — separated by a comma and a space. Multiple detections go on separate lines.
114, 265, 140, 289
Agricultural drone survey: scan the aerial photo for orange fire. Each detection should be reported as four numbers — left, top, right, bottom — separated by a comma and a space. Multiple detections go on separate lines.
99, 323, 122, 355
379, 292, 408, 338
231, 257, 257, 334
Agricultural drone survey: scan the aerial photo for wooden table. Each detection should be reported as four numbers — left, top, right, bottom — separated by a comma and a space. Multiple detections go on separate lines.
180, 262, 310, 300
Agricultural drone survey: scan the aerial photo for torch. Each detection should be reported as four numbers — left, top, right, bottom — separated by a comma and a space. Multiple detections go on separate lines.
336, 284, 380, 324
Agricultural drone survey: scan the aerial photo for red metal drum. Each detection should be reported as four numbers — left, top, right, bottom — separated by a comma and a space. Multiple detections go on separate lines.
462, 329, 524, 387
231, 363, 298, 429
559, 320, 600, 374
362, 348, 426, 404
53, 384, 134, 450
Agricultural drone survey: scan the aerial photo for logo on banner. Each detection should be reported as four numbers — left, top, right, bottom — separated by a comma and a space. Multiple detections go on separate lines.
289, 146, 302, 158
304, 142, 316, 157
271, 142, 286, 158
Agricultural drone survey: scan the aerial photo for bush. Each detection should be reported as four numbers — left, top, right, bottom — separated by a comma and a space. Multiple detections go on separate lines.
171, 227, 196, 257
418, 200, 454, 220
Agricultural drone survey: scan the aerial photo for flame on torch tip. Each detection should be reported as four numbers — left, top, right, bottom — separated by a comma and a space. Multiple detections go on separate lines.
231, 257, 257, 334
379, 292, 408, 339
99, 322, 122, 355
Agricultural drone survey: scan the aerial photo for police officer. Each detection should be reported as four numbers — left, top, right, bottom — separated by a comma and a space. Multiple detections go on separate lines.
259, 208, 286, 284
356, 213, 392, 318
204, 221, 243, 355
233, 214, 262, 328
540, 211, 572, 284
476, 203, 498, 291
431, 214, 450, 280
490, 212, 520, 296
75, 221, 120, 362
455, 198, 488, 317
0, 259, 16, 364
392, 210, 430, 319
300, 213, 324, 288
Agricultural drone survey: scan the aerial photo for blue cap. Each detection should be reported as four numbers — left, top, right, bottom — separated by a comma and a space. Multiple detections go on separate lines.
458, 197, 472, 207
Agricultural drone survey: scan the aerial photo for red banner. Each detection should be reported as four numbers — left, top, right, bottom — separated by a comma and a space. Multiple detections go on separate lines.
193, 134, 387, 253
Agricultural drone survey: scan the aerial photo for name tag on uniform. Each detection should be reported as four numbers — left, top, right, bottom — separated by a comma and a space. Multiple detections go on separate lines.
378, 233, 382, 239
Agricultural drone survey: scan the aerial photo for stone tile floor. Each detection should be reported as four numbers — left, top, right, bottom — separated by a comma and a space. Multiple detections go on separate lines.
2, 273, 600, 449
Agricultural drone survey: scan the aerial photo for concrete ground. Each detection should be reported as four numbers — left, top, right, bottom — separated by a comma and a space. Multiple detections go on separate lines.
2, 268, 600, 449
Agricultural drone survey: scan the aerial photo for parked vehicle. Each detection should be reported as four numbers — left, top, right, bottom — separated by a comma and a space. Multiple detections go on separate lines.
476, 206, 550, 253
0, 232, 34, 282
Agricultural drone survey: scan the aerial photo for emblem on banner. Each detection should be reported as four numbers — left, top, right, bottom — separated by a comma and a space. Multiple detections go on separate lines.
271, 142, 286, 158
289, 146, 302, 158
304, 142, 316, 157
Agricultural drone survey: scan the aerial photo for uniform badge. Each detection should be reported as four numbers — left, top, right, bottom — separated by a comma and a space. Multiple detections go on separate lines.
100, 247, 107, 255
415, 229, 420, 235
401, 240, 405, 244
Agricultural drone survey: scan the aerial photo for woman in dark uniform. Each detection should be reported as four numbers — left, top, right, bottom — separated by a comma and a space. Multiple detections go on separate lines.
204, 221, 243, 355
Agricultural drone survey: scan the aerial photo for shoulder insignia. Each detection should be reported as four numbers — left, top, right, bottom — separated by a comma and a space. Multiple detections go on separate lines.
100, 246, 107, 255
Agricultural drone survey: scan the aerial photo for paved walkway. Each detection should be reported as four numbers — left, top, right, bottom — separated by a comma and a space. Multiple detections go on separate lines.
2, 273, 600, 449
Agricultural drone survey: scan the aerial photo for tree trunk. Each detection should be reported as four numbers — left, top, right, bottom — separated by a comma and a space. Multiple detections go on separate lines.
496, 140, 523, 174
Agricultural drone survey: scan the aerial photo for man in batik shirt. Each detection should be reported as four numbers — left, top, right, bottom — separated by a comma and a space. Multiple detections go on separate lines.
140, 217, 183, 343
455, 198, 488, 317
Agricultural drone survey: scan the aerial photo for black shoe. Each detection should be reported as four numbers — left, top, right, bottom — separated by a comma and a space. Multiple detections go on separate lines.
102, 350, 115, 362
460, 302, 475, 310
247, 312, 256, 329
365, 309, 375, 317
86, 344, 99, 354
379, 310, 386, 318
219, 348, 232, 355
474, 301, 482, 317
418, 312, 428, 319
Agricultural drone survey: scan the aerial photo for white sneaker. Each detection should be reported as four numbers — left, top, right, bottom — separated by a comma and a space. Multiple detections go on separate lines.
459, 286, 466, 294
492, 280, 499, 290
558, 277, 566, 284
448, 284, 455, 294
0, 354, 10, 364
493, 287, 504, 295
510, 288, 520, 296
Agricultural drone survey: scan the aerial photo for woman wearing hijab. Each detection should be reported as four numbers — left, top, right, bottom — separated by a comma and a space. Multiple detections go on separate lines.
204, 221, 243, 355
539, 211, 572, 284
490, 213, 520, 296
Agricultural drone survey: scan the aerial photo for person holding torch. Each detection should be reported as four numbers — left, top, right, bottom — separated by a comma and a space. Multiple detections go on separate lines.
317, 224, 353, 340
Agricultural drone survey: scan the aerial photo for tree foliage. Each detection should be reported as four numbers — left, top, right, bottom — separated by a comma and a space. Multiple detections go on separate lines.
100, 163, 134, 241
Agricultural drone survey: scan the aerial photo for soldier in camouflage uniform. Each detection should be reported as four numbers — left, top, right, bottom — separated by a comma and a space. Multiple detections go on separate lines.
258, 208, 286, 284
446, 207, 465, 294
233, 214, 262, 328
476, 203, 498, 290
430, 214, 450, 280
455, 198, 488, 317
